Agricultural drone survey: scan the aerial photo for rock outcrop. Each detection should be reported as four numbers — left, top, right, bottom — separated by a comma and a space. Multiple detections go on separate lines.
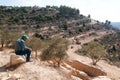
66, 60, 107, 77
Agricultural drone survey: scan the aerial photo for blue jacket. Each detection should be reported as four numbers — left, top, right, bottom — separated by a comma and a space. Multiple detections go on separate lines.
15, 38, 27, 51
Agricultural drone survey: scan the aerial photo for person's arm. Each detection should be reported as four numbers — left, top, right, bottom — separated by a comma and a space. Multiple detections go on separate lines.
21, 40, 32, 51
25, 46, 32, 50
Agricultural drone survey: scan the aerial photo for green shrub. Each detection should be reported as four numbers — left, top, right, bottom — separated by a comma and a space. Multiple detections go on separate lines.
81, 41, 106, 65
27, 38, 43, 58
0, 29, 21, 48
41, 37, 69, 67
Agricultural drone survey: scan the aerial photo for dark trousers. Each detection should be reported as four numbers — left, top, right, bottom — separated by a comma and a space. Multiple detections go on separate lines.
15, 49, 31, 62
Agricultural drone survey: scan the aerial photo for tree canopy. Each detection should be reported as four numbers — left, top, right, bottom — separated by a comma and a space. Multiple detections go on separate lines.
0, 5, 80, 25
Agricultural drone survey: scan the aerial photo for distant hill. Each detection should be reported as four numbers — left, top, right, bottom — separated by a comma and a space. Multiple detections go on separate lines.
111, 22, 120, 29
0, 5, 80, 25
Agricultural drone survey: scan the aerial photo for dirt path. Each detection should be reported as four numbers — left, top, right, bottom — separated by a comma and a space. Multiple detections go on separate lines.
67, 30, 110, 59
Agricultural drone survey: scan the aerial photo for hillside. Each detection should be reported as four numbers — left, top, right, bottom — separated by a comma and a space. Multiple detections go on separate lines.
0, 5, 114, 39
0, 6, 80, 25
0, 30, 120, 80
0, 5, 120, 80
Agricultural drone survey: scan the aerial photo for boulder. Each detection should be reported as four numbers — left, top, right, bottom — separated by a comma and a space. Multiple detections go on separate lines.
5, 54, 25, 68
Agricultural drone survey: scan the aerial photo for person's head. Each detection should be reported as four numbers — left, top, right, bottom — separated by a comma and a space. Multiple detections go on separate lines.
21, 34, 29, 41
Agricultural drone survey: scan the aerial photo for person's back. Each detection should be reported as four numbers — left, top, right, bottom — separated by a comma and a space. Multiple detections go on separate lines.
15, 34, 32, 62
15, 38, 26, 51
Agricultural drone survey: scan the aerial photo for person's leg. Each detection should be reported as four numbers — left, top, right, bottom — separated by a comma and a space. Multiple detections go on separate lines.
15, 49, 31, 62
25, 49, 31, 62
15, 51, 23, 55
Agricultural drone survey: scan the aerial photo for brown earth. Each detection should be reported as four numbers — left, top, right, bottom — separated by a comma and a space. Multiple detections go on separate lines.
0, 30, 120, 80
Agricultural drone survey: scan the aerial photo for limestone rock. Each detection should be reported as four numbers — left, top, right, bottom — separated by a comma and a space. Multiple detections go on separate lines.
5, 55, 25, 68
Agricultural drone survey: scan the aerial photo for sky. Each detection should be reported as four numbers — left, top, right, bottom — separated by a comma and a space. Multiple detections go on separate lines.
0, 0, 120, 22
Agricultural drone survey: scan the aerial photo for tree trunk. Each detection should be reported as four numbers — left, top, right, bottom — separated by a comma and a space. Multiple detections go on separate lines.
35, 50, 37, 59
1, 43, 4, 48
92, 57, 101, 65
57, 57, 62, 67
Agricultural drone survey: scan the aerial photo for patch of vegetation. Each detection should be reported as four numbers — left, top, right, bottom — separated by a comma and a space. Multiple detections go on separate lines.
89, 32, 97, 36
98, 31, 120, 67
100, 31, 120, 61
0, 28, 21, 48
0, 5, 80, 25
27, 38, 43, 58
40, 37, 69, 67
79, 41, 106, 65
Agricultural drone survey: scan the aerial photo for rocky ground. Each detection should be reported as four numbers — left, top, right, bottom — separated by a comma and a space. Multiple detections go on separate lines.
0, 30, 120, 80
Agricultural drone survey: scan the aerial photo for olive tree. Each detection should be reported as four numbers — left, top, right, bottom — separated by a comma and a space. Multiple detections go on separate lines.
81, 41, 106, 65
0, 29, 21, 48
41, 37, 69, 67
27, 38, 42, 58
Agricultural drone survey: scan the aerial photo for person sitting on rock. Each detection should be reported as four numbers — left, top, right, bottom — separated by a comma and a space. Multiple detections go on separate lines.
15, 34, 32, 62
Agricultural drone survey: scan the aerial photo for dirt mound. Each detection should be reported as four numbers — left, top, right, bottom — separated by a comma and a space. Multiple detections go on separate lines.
66, 60, 106, 77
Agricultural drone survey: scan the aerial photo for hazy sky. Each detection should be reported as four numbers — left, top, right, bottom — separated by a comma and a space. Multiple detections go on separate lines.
0, 0, 120, 22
